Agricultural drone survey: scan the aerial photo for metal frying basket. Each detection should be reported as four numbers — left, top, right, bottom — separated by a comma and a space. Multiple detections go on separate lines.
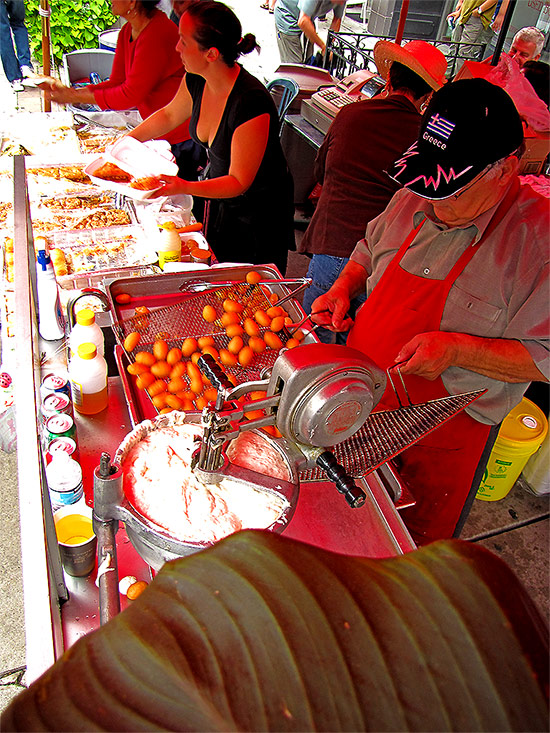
112, 278, 311, 405
299, 388, 485, 481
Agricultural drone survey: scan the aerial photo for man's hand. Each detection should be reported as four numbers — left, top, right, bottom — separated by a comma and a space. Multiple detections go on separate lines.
395, 332, 458, 380
310, 285, 353, 332
395, 332, 547, 384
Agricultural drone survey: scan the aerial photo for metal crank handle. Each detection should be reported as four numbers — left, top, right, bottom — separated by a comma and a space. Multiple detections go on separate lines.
197, 354, 234, 409
316, 451, 366, 508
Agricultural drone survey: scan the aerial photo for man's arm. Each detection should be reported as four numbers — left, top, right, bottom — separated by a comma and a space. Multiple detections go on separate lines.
491, 0, 510, 31
475, 0, 497, 18
447, 0, 463, 21
297, 12, 327, 54
310, 259, 367, 331
396, 332, 548, 383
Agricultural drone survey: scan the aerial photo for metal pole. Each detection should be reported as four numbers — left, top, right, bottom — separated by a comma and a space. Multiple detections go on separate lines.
395, 0, 410, 45
40, 0, 51, 112
491, 0, 516, 65
93, 454, 122, 624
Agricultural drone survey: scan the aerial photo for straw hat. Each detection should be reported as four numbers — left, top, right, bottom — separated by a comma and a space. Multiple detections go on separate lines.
374, 39, 447, 91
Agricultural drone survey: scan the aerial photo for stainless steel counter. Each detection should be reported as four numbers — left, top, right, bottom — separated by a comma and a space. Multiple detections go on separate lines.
11, 154, 415, 685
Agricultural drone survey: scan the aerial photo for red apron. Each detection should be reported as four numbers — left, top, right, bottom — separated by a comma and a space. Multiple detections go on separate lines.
347, 185, 518, 544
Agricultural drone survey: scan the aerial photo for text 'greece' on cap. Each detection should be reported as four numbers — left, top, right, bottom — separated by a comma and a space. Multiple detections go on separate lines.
387, 78, 524, 200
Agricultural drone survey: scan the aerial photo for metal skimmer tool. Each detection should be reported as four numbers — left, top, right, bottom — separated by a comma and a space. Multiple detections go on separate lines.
192, 344, 485, 509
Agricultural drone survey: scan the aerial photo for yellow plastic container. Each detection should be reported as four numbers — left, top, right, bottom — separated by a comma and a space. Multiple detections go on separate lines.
477, 398, 548, 501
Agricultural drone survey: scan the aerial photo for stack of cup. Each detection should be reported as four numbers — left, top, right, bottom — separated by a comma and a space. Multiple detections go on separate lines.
53, 503, 97, 577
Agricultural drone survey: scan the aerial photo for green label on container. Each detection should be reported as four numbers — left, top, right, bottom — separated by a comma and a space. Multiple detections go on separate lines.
495, 459, 513, 466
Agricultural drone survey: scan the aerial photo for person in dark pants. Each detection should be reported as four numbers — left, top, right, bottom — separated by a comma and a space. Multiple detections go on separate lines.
0, 0, 33, 92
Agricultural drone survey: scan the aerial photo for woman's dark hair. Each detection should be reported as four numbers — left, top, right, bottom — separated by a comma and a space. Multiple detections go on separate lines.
521, 60, 549, 108
389, 61, 432, 100
184, 1, 260, 66
136, 0, 161, 18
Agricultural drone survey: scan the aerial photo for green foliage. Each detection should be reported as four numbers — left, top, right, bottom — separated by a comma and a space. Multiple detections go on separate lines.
1, 533, 548, 731
25, 0, 116, 68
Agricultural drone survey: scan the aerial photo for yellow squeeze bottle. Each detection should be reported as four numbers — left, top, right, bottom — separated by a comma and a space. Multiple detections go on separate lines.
157, 222, 181, 270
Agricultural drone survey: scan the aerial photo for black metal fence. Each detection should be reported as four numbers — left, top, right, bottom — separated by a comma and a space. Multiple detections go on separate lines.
324, 31, 488, 80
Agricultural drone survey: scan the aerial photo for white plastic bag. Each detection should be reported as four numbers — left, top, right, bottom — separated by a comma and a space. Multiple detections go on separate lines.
485, 53, 550, 132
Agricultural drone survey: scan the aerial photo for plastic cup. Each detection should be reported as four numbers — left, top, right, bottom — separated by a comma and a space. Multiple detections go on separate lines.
54, 504, 97, 577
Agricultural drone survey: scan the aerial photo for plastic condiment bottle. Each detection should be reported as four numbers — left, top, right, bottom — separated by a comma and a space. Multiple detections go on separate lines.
69, 343, 108, 415
157, 222, 181, 270
69, 308, 104, 357
36, 249, 65, 340
46, 451, 84, 510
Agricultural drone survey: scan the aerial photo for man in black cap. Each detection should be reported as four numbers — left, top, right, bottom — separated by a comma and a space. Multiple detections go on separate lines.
311, 78, 549, 545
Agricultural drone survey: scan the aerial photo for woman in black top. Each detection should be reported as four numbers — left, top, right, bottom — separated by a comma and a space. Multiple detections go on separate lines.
129, 1, 294, 274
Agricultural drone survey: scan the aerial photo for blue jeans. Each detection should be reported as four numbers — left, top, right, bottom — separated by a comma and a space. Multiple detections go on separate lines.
0, 0, 31, 83
302, 254, 366, 345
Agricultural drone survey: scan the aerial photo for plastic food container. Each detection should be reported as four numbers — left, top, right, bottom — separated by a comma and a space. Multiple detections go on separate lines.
84, 137, 178, 201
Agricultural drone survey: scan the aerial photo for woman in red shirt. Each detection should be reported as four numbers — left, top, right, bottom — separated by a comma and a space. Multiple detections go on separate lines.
39, 0, 204, 180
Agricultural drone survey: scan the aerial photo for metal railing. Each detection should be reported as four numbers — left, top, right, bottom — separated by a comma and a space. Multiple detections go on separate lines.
324, 31, 488, 79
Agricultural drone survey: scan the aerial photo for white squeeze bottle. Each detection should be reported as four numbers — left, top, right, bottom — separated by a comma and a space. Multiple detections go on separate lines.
157, 221, 181, 270
69, 342, 108, 415
36, 249, 65, 340
69, 308, 104, 357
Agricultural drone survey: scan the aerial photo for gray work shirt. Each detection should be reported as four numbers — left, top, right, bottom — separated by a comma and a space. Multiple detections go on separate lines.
349, 183, 550, 425
274, 0, 346, 34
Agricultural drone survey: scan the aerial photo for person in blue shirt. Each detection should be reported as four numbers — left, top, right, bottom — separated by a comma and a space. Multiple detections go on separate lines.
274, 0, 346, 65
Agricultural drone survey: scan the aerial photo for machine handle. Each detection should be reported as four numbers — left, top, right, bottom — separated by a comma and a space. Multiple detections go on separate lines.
316, 451, 366, 508
197, 354, 234, 394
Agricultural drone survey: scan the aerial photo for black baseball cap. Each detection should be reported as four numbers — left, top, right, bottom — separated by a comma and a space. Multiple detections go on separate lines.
387, 78, 524, 200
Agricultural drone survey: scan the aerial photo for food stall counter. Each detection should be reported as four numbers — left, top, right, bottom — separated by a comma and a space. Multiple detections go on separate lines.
11, 154, 415, 686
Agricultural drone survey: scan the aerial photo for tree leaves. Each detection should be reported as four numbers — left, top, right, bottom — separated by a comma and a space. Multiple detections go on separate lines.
2, 533, 548, 731
26, 0, 116, 66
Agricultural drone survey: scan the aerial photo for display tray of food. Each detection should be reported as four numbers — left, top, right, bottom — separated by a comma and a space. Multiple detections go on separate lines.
25, 162, 95, 200
0, 111, 80, 159
76, 129, 124, 155
30, 187, 137, 237
106, 265, 315, 426
44, 225, 156, 284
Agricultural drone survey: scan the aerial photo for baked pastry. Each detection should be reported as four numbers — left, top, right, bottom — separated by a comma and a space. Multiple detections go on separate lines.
129, 176, 162, 191
93, 161, 133, 183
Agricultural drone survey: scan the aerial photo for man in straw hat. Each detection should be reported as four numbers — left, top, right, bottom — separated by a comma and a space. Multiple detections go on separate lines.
300, 40, 447, 343
311, 78, 549, 545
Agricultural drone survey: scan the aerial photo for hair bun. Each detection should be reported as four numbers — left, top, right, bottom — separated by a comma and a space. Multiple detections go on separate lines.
238, 33, 260, 56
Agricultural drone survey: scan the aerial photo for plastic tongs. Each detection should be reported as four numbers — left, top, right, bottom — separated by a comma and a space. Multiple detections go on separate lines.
73, 112, 113, 131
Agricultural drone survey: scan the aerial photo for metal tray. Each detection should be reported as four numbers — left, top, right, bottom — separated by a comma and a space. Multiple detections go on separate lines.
106, 265, 316, 424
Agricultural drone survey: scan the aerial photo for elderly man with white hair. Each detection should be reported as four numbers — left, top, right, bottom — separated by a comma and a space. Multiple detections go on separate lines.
311, 78, 549, 546
509, 26, 545, 68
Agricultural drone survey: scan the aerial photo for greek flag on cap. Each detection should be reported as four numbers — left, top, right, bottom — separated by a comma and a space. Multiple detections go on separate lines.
425, 114, 455, 140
